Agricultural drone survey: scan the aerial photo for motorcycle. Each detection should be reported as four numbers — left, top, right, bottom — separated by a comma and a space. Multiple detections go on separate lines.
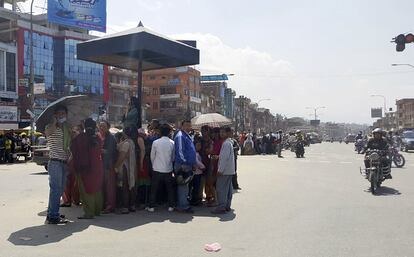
389, 147, 405, 168
360, 150, 391, 195
295, 140, 305, 158
354, 139, 365, 154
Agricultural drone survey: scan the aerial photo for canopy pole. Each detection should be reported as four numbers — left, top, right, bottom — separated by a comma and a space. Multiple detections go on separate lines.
137, 50, 143, 128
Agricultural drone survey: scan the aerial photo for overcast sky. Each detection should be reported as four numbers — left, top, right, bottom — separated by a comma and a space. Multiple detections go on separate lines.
20, 0, 414, 124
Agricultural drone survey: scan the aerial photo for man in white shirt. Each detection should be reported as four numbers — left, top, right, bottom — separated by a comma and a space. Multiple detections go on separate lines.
148, 124, 175, 212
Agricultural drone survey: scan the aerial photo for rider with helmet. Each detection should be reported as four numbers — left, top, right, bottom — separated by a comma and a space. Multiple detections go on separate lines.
364, 128, 391, 178
355, 131, 363, 141
295, 130, 304, 141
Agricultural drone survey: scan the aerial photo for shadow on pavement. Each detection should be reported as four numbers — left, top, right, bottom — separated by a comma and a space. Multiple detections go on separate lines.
364, 186, 401, 196
30, 172, 48, 175
8, 205, 236, 246
374, 186, 401, 196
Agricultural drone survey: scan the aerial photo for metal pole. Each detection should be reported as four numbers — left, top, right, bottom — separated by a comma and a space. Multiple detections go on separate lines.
137, 50, 143, 128
29, 0, 35, 140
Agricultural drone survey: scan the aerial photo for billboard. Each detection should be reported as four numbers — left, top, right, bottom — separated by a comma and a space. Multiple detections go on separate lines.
48, 0, 106, 32
310, 120, 320, 126
371, 108, 383, 118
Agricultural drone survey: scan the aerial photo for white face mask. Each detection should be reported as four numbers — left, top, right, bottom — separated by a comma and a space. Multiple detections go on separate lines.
57, 117, 67, 124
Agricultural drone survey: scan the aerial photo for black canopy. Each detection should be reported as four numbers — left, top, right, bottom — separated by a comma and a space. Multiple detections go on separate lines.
76, 26, 200, 71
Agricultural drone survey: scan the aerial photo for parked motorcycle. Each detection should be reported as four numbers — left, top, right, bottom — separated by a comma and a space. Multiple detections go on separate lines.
389, 147, 405, 168
360, 150, 391, 195
354, 139, 365, 154
295, 140, 305, 158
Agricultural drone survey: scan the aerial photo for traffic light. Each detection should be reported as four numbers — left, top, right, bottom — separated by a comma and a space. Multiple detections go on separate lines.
393, 33, 414, 52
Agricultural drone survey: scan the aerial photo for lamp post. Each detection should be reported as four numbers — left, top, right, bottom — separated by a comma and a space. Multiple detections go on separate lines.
306, 106, 326, 121
29, 0, 35, 140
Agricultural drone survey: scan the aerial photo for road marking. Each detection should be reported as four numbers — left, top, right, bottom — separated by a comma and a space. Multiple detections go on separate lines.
339, 161, 353, 164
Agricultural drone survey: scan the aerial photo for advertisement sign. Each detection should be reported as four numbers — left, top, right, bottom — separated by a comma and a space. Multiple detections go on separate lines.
0, 105, 18, 122
190, 96, 202, 104
310, 120, 320, 126
160, 94, 180, 100
371, 108, 383, 118
34, 83, 46, 95
48, 0, 107, 32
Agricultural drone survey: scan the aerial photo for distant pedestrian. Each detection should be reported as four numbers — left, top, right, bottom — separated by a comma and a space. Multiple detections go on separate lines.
212, 127, 236, 214
174, 120, 196, 213
148, 124, 175, 212
189, 137, 205, 206
231, 133, 241, 190
71, 118, 104, 219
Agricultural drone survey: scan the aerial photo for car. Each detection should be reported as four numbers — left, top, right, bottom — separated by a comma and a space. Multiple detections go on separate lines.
32, 145, 49, 171
344, 134, 356, 144
401, 130, 414, 152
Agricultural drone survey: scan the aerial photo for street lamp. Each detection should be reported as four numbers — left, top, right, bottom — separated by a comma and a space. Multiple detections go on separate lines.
306, 106, 326, 120
391, 63, 414, 69
257, 98, 271, 106
29, 0, 35, 140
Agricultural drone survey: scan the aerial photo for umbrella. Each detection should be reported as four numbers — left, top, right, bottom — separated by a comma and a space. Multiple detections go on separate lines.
191, 113, 232, 129
36, 95, 96, 132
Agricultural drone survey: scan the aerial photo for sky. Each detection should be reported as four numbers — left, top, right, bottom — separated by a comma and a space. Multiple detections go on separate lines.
18, 0, 414, 124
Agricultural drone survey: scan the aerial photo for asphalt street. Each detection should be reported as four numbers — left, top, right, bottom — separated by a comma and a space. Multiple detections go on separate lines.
1, 143, 414, 257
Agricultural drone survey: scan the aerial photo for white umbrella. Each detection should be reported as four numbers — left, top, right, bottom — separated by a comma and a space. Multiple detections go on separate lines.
191, 113, 232, 129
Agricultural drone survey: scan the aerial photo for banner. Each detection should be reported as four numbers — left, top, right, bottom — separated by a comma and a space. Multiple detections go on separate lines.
371, 108, 383, 118
48, 0, 107, 32
0, 105, 18, 122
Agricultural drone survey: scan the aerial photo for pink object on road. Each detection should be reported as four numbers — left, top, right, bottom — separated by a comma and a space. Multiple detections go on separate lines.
204, 242, 222, 252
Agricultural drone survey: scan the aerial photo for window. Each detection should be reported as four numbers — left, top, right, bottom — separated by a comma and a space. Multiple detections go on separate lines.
160, 86, 176, 94
149, 75, 156, 80
160, 101, 177, 109
153, 102, 158, 110
0, 51, 5, 91
152, 88, 158, 95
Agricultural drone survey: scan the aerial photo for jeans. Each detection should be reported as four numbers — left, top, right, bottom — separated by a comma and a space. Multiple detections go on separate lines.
216, 175, 233, 210
175, 164, 192, 210
47, 160, 68, 220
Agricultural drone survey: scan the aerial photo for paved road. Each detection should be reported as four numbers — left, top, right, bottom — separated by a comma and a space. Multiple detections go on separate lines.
1, 143, 414, 257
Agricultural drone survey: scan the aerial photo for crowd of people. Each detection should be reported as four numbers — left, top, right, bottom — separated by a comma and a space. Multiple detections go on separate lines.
0, 131, 33, 163
44, 98, 241, 225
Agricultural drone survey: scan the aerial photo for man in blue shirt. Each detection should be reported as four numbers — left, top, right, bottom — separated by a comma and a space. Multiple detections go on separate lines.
174, 120, 196, 213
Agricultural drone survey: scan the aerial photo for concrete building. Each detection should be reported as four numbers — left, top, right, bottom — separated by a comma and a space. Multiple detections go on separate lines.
107, 67, 137, 127
397, 98, 414, 129
142, 67, 201, 124
0, 6, 106, 128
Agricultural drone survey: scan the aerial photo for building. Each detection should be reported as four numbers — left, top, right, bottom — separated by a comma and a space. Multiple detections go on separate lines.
0, 6, 106, 128
397, 98, 414, 129
142, 66, 201, 124
107, 67, 137, 127
223, 87, 235, 119
200, 81, 226, 115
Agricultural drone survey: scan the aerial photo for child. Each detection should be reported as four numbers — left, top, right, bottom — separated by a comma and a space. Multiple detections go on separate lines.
189, 138, 205, 206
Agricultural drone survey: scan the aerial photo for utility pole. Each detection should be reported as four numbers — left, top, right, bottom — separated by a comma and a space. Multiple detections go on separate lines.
29, 0, 35, 139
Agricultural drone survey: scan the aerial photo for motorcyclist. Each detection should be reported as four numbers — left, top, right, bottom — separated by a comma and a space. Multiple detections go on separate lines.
364, 128, 391, 179
295, 130, 304, 141
355, 131, 363, 141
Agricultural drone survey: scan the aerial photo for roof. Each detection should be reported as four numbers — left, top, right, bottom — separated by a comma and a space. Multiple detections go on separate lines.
77, 26, 200, 71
